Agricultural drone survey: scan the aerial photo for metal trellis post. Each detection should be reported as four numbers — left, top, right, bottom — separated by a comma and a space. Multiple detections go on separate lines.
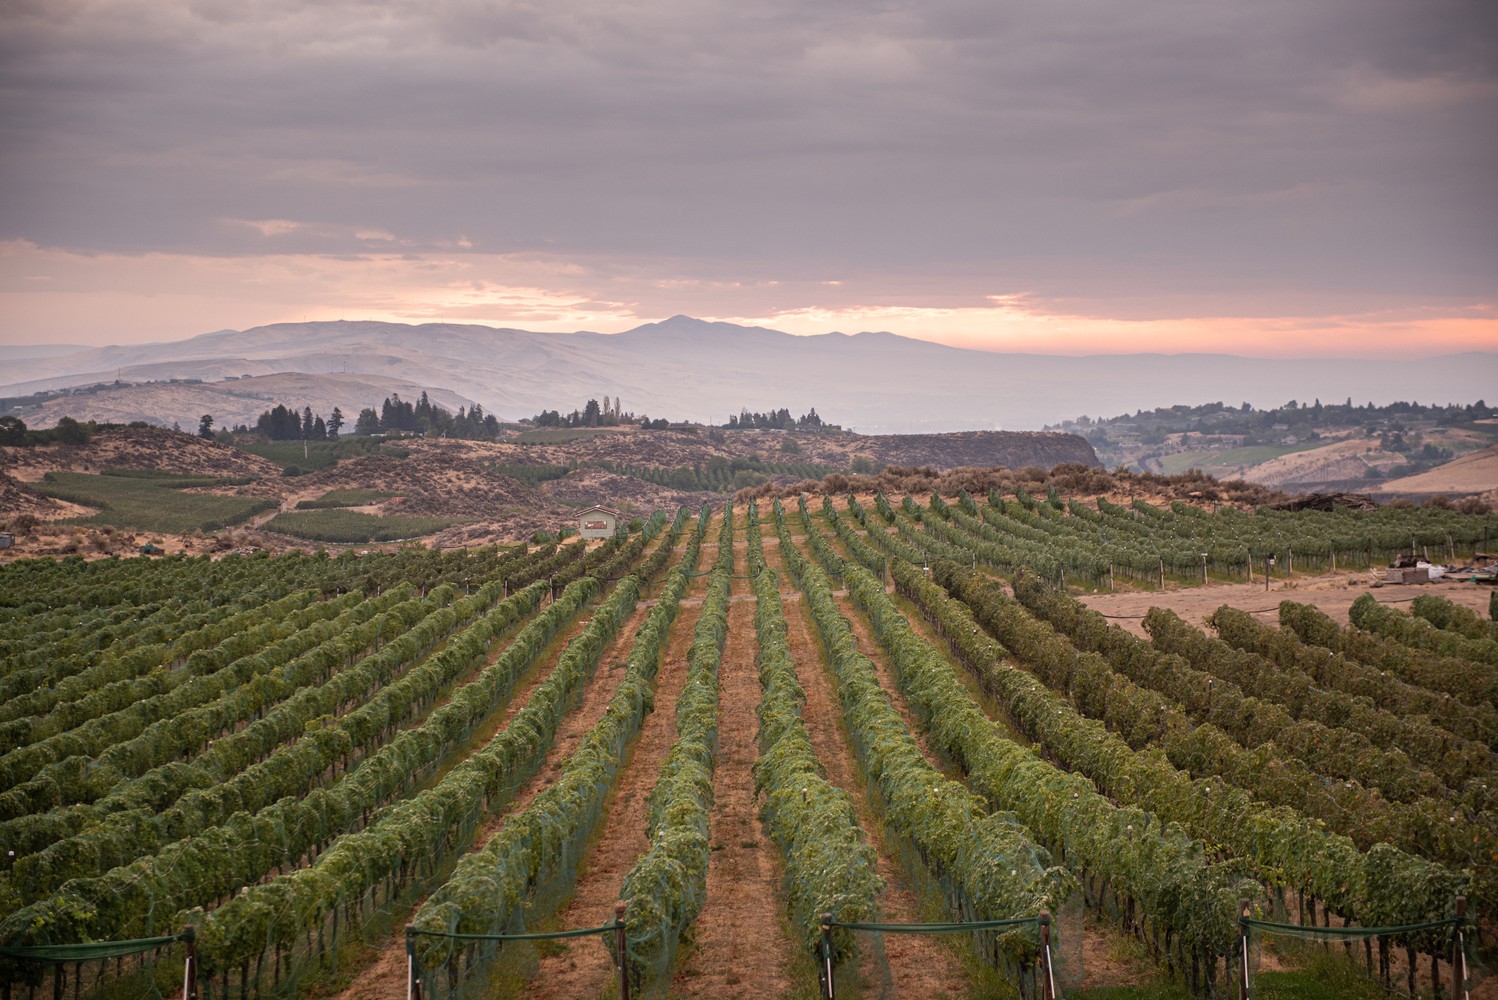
819, 913, 836, 1000
1238, 899, 1251, 1000
182, 925, 198, 1000
1040, 910, 1058, 1000
405, 925, 421, 1000
615, 900, 630, 1000
1454, 896, 1468, 1000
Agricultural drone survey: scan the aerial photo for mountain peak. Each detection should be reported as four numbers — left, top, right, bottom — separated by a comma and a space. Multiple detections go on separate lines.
623, 315, 782, 338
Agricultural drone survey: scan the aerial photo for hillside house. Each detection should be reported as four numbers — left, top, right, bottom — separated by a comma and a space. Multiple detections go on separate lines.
576, 506, 620, 540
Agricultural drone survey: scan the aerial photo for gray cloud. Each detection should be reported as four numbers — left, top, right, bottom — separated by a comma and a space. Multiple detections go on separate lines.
1, 0, 1494, 320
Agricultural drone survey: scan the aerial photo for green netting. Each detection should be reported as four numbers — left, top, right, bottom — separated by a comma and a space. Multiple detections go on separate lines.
830, 917, 1040, 934
1242, 905, 1486, 998
410, 923, 618, 944
0, 932, 188, 961
406, 921, 624, 998
823, 915, 1071, 1000
0, 932, 190, 1000
1243, 917, 1460, 937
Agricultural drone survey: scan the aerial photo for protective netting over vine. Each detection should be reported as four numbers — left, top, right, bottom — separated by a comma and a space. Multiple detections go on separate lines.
840, 775, 1085, 996
823, 915, 1078, 1000
1241, 903, 1486, 999
0, 930, 192, 999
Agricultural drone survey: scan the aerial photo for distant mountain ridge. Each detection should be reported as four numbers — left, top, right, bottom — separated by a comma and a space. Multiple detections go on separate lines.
4, 315, 1493, 433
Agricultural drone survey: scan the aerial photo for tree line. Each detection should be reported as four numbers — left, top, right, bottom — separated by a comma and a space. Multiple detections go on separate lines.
352, 392, 501, 439
724, 407, 825, 430
232, 392, 500, 441
529, 396, 673, 429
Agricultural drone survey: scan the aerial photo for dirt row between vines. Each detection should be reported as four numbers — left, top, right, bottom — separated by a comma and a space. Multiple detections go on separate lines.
524, 593, 708, 998
671, 537, 798, 998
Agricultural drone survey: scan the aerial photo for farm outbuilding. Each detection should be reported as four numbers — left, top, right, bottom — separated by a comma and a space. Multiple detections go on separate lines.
576, 505, 620, 540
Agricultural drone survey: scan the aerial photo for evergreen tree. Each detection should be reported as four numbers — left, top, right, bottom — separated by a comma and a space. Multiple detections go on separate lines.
0, 416, 26, 446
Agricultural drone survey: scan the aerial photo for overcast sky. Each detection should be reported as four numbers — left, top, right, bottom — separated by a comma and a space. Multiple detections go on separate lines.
1, 0, 1495, 355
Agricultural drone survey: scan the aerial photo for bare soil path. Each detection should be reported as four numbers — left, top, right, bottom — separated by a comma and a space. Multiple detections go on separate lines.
1079, 575, 1496, 638
672, 590, 798, 999
522, 598, 705, 999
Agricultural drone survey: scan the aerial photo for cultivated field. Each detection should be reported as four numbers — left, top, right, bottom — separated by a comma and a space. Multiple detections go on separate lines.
2, 492, 1496, 1000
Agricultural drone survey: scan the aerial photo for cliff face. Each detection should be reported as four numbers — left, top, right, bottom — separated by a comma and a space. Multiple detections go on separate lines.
862, 431, 1100, 471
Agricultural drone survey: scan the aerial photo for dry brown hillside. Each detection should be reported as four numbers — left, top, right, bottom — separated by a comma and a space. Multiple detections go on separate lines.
1377, 443, 1498, 501
1, 426, 279, 482
484, 426, 1097, 472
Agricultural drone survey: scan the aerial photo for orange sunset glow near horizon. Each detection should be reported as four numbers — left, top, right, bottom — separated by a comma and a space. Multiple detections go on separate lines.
1, 242, 1493, 358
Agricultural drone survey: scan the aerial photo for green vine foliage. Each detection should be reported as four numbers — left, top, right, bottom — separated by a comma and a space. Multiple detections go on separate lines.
1280, 600, 1498, 707
840, 501, 1483, 975
195, 573, 631, 977
0, 578, 579, 949
989, 572, 1494, 917
0, 589, 329, 744
776, 502, 1076, 980
914, 561, 1465, 936
621, 505, 735, 990
1410, 594, 1498, 643
747, 505, 883, 969
0, 590, 355, 814
3, 585, 442, 899
1148, 607, 1493, 800
1350, 594, 1498, 675
2, 581, 295, 703
0, 544, 593, 957
1207, 605, 1498, 747
1, 577, 563, 940
0, 545, 584, 866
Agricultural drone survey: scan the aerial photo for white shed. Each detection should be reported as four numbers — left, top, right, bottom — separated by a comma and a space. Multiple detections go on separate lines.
576, 505, 621, 540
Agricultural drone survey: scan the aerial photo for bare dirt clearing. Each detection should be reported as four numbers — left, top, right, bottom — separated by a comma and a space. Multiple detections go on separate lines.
1079, 574, 1496, 638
